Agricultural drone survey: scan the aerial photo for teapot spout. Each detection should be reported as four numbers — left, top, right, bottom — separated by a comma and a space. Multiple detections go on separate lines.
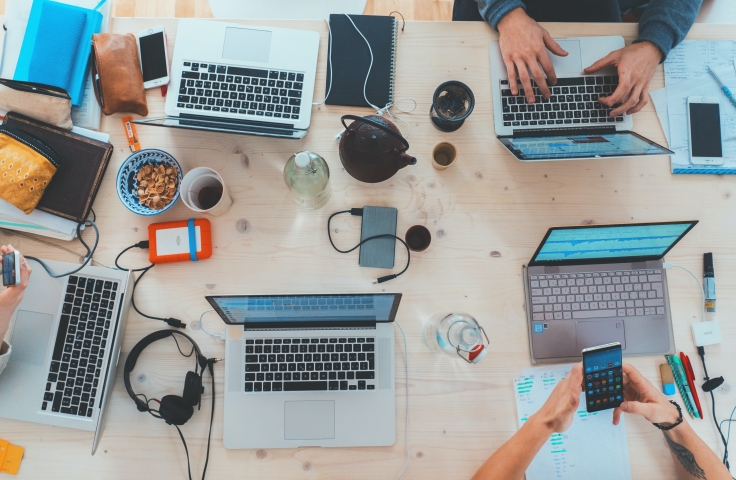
399, 152, 417, 169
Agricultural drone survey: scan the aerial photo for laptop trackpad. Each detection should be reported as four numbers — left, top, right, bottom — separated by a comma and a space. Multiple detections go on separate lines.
548, 40, 582, 74
575, 320, 625, 352
10, 310, 53, 367
284, 401, 335, 440
223, 27, 272, 64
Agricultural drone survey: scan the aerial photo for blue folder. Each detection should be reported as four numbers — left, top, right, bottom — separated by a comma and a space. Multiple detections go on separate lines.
14, 0, 104, 107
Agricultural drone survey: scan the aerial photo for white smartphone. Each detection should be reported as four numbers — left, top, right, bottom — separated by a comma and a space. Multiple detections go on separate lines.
137, 26, 170, 89
687, 96, 724, 165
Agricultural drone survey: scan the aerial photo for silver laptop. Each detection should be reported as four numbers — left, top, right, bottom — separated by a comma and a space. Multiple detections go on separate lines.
0, 259, 132, 454
134, 19, 320, 139
206, 293, 401, 449
490, 36, 673, 161
523, 221, 698, 364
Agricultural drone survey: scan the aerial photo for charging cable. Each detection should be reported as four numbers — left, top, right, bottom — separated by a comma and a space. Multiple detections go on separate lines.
664, 262, 731, 472
327, 208, 410, 284
115, 241, 186, 329
198, 309, 226, 341
394, 319, 410, 479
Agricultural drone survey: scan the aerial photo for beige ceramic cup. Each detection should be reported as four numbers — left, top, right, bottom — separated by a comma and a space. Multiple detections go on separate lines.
180, 167, 233, 216
432, 142, 457, 170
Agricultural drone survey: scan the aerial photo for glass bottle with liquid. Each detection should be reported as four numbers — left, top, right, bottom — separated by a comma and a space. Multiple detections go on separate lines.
283, 151, 331, 210
424, 312, 488, 364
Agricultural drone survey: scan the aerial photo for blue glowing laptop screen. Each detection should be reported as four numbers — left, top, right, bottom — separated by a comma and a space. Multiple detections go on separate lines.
498, 132, 672, 160
532, 223, 694, 263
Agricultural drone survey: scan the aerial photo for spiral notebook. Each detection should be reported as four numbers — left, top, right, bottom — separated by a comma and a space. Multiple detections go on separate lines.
325, 14, 397, 108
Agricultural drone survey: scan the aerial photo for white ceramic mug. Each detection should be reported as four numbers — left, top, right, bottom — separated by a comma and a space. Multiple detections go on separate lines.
180, 167, 232, 216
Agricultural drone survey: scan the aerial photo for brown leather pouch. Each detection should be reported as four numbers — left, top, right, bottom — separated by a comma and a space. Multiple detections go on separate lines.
91, 33, 148, 116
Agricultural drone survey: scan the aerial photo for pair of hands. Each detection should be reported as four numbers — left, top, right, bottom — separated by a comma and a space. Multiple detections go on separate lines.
498, 8, 663, 117
534, 362, 681, 435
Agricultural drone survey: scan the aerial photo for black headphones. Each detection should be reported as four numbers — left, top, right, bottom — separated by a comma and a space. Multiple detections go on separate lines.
124, 329, 219, 480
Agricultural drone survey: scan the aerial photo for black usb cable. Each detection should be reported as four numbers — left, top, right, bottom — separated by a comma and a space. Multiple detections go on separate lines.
327, 208, 410, 284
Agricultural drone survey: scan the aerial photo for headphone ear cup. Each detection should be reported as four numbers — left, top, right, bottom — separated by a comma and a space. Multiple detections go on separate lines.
158, 395, 194, 425
182, 371, 203, 407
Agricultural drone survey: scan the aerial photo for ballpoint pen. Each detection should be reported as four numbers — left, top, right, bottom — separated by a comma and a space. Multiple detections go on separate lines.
708, 65, 736, 110
680, 352, 704, 419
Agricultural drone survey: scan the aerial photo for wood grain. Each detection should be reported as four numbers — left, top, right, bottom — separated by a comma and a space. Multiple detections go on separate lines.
0, 18, 734, 480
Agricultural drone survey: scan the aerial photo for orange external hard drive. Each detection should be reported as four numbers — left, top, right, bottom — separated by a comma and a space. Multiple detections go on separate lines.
148, 219, 212, 264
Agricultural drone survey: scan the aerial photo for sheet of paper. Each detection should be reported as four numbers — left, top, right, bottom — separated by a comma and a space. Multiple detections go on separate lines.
0, 200, 78, 239
2, 0, 110, 130
665, 64, 736, 173
650, 88, 670, 144
514, 363, 631, 480
664, 40, 736, 85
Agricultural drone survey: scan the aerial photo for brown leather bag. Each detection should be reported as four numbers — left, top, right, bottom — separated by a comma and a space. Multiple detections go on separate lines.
91, 33, 148, 116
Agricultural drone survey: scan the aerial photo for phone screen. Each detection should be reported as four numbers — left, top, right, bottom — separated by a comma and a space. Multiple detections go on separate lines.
2, 253, 16, 286
583, 343, 623, 412
689, 103, 723, 158
139, 32, 168, 82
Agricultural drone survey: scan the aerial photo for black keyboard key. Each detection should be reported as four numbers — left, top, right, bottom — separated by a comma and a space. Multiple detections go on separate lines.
340, 381, 348, 390
181, 71, 200, 79
228, 66, 267, 78
356, 371, 374, 379
284, 381, 327, 391
297, 73, 304, 82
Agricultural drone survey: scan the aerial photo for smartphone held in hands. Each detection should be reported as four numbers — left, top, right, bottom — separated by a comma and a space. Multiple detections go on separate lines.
582, 342, 623, 413
137, 26, 170, 89
2, 251, 20, 287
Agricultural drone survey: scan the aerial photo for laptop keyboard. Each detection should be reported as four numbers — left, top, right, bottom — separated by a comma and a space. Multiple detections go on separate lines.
42, 276, 118, 417
529, 269, 665, 321
177, 62, 304, 120
500, 76, 625, 127
245, 337, 376, 393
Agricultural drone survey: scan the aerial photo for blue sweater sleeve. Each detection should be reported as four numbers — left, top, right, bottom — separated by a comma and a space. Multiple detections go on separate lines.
633, 0, 702, 59
475, 0, 526, 31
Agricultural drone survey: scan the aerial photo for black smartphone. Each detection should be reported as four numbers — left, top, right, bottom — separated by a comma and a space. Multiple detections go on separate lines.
582, 342, 623, 412
2, 251, 20, 286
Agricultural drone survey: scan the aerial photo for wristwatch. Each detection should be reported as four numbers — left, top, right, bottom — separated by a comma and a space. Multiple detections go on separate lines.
652, 400, 683, 431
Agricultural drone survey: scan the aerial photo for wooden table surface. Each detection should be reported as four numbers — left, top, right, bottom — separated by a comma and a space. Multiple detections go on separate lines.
1, 18, 735, 480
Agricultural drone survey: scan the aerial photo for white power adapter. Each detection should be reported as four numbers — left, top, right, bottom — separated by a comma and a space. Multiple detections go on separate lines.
692, 320, 722, 346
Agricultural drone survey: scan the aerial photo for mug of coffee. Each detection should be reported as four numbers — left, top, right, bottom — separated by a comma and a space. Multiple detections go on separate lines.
432, 142, 457, 170
405, 225, 431, 252
180, 167, 232, 216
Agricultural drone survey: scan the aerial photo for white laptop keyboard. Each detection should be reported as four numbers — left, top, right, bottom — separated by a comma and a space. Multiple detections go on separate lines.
529, 269, 665, 321
177, 61, 304, 120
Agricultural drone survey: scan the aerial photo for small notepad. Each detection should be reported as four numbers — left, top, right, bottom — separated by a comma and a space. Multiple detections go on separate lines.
514, 364, 632, 480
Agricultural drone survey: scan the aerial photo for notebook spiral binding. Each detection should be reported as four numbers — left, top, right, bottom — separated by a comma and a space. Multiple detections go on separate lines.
389, 18, 397, 104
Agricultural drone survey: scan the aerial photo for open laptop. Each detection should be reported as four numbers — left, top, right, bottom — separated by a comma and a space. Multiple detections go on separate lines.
522, 221, 698, 364
490, 36, 673, 161
0, 259, 132, 454
133, 19, 320, 139
206, 293, 401, 449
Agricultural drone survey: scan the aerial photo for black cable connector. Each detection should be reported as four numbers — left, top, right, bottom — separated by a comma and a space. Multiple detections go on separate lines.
375, 274, 398, 284
165, 318, 187, 329
350, 207, 364, 216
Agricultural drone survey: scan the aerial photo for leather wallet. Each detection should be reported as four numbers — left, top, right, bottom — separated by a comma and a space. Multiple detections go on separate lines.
91, 33, 148, 116
0, 79, 73, 129
0, 125, 61, 214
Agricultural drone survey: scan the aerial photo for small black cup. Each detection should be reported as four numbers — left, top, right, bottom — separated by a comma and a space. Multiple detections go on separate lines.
430, 81, 475, 132
405, 225, 432, 252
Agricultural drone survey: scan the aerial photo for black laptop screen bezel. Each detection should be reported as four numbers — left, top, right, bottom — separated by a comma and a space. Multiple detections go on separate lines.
528, 221, 699, 267
497, 130, 674, 161
205, 293, 403, 329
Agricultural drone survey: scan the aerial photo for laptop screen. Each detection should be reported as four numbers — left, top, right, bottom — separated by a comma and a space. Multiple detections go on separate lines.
206, 293, 402, 326
498, 131, 672, 161
529, 221, 698, 266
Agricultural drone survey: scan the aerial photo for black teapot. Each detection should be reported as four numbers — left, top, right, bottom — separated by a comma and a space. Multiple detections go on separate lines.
339, 115, 416, 183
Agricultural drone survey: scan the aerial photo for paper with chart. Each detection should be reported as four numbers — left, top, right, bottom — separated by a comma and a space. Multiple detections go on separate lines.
514, 364, 631, 480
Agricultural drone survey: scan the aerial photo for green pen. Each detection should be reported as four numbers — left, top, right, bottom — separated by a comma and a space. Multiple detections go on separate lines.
668, 355, 700, 419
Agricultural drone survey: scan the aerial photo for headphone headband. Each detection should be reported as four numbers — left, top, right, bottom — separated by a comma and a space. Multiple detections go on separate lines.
124, 330, 206, 412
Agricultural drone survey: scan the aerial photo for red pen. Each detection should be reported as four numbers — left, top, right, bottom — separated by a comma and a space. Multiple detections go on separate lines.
680, 352, 703, 419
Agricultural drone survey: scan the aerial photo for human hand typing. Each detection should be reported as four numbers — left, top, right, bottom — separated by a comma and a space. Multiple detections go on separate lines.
497, 8, 568, 104
584, 41, 663, 117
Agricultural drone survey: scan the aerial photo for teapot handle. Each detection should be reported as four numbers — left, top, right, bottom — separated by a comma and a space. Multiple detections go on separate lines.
340, 115, 410, 151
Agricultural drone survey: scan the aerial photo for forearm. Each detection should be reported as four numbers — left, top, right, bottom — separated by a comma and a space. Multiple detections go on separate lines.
635, 0, 702, 59
474, 0, 526, 30
0, 289, 23, 341
471, 415, 552, 480
663, 421, 731, 480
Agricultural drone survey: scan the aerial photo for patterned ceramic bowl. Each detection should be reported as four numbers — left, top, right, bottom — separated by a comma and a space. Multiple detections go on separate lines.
116, 149, 182, 216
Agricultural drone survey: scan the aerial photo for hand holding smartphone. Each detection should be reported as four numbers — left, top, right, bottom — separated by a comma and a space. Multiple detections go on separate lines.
137, 26, 170, 89
687, 96, 724, 166
582, 342, 623, 412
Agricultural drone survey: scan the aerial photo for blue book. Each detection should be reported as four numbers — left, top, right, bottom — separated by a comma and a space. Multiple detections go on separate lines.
14, 0, 103, 107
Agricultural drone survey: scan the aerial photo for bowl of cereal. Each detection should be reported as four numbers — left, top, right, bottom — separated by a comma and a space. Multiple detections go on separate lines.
116, 149, 182, 216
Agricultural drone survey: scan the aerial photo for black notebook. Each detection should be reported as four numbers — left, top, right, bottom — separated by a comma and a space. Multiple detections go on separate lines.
325, 14, 398, 108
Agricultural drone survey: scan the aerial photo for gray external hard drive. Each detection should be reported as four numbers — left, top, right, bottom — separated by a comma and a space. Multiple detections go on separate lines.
359, 206, 397, 269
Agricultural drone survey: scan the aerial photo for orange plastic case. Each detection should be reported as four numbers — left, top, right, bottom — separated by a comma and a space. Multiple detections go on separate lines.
148, 218, 212, 264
